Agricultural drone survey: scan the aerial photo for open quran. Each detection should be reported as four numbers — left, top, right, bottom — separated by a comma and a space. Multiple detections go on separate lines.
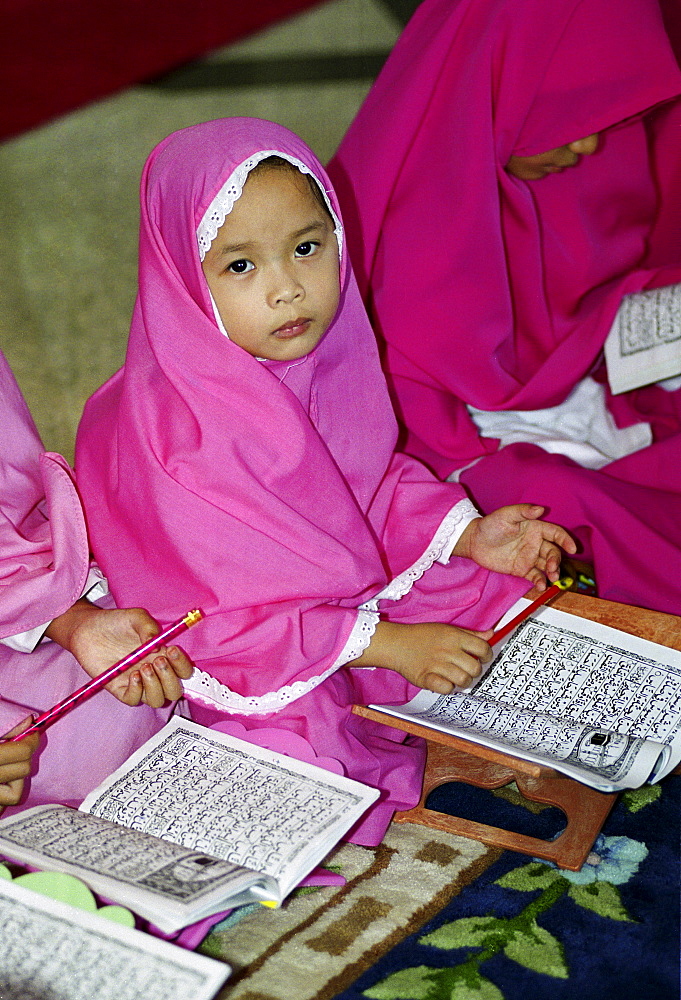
0, 719, 378, 933
367, 601, 681, 793
0, 875, 229, 1000
604, 282, 681, 394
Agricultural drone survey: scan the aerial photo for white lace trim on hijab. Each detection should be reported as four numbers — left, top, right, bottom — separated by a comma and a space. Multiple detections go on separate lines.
182, 608, 379, 715
196, 150, 343, 261
182, 498, 478, 715
360, 499, 479, 607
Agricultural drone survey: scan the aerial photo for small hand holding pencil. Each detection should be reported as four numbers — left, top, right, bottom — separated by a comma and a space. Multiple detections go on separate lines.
9, 609, 202, 743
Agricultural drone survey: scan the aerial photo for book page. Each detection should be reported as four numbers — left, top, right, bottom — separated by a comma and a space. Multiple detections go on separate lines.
0, 875, 229, 1000
604, 283, 681, 394
80, 719, 379, 898
372, 604, 681, 791
0, 804, 271, 931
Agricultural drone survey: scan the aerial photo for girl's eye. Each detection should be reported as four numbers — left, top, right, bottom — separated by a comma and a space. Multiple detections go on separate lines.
227, 259, 254, 274
295, 241, 319, 258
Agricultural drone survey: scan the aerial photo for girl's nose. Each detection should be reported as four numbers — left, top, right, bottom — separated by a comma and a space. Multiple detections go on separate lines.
567, 134, 599, 156
270, 267, 304, 305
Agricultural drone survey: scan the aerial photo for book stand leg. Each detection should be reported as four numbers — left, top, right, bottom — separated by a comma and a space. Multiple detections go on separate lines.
392, 739, 617, 872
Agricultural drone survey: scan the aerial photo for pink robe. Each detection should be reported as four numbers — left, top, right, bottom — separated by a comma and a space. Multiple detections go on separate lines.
329, 0, 681, 614
75, 118, 528, 845
0, 350, 169, 811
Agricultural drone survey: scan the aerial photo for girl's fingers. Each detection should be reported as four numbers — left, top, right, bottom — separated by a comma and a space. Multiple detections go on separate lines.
139, 663, 166, 708
0, 778, 26, 806
2, 715, 36, 740
458, 631, 493, 661
151, 655, 184, 701
121, 669, 144, 706
115, 648, 189, 707
0, 758, 33, 784
422, 672, 456, 695
167, 645, 194, 679
0, 731, 39, 762
546, 524, 577, 553
424, 665, 475, 693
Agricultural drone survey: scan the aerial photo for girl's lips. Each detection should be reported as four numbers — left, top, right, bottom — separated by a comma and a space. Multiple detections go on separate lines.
272, 318, 311, 339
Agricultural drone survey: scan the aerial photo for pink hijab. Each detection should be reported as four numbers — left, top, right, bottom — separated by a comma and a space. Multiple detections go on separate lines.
329, 0, 681, 476
0, 351, 89, 637
0, 349, 169, 809
75, 118, 522, 716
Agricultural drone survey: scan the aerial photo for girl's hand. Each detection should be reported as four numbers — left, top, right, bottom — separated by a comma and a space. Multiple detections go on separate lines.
45, 602, 194, 708
454, 504, 576, 591
350, 620, 493, 693
0, 717, 40, 809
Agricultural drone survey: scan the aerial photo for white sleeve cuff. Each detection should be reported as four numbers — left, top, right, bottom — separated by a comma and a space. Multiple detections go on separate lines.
436, 500, 481, 564
331, 609, 380, 668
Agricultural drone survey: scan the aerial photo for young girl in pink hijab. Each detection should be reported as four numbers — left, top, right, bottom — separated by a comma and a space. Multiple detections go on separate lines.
75, 117, 573, 844
0, 349, 193, 813
329, 0, 681, 615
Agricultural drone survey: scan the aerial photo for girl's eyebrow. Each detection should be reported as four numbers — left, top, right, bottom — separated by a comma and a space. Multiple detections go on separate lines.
291, 221, 328, 240
218, 240, 256, 257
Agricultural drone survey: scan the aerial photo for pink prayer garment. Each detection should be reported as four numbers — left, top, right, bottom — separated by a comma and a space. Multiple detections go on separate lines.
329, 0, 681, 614
75, 117, 528, 845
0, 351, 170, 811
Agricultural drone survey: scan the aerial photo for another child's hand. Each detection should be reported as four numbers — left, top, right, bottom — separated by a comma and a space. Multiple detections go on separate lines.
350, 620, 492, 693
454, 504, 576, 591
45, 601, 194, 708
0, 717, 40, 810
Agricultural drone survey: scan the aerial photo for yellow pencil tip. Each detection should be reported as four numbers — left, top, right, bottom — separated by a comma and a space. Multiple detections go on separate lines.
259, 899, 279, 909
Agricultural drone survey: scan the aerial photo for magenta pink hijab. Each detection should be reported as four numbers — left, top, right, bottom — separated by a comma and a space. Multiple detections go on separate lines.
75, 118, 524, 720
329, 0, 681, 475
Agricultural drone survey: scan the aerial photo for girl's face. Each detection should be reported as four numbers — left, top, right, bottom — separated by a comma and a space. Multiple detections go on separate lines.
506, 133, 599, 180
201, 165, 340, 361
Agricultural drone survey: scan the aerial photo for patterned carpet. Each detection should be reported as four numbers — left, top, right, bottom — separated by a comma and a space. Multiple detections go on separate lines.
201, 776, 680, 999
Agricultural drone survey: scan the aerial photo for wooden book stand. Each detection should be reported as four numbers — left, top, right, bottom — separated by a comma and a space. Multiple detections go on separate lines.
353, 592, 681, 871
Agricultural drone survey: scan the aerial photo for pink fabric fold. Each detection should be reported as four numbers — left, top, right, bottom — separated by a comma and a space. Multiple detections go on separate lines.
329, 0, 681, 613
75, 117, 527, 843
0, 350, 170, 812
0, 353, 90, 637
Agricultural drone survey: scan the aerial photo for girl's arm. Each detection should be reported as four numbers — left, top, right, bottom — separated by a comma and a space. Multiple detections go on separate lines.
349, 619, 493, 694
350, 503, 575, 694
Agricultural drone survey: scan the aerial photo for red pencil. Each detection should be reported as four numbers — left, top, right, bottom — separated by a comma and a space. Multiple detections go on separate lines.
10, 609, 203, 742
489, 578, 573, 647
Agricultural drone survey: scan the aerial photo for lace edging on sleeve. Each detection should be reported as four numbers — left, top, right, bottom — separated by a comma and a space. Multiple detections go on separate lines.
367, 498, 480, 604
181, 608, 379, 715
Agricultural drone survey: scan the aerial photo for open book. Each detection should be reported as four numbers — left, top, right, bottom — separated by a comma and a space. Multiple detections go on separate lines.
0, 719, 378, 933
604, 282, 681, 394
368, 601, 681, 793
0, 874, 229, 1000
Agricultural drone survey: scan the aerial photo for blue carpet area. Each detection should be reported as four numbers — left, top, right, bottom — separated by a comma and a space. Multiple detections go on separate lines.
335, 775, 681, 1000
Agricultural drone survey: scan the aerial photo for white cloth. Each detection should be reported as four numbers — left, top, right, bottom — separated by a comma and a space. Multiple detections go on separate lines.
467, 376, 652, 470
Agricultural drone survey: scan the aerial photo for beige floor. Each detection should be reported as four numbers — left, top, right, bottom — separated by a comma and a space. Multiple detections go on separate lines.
0, 0, 405, 459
